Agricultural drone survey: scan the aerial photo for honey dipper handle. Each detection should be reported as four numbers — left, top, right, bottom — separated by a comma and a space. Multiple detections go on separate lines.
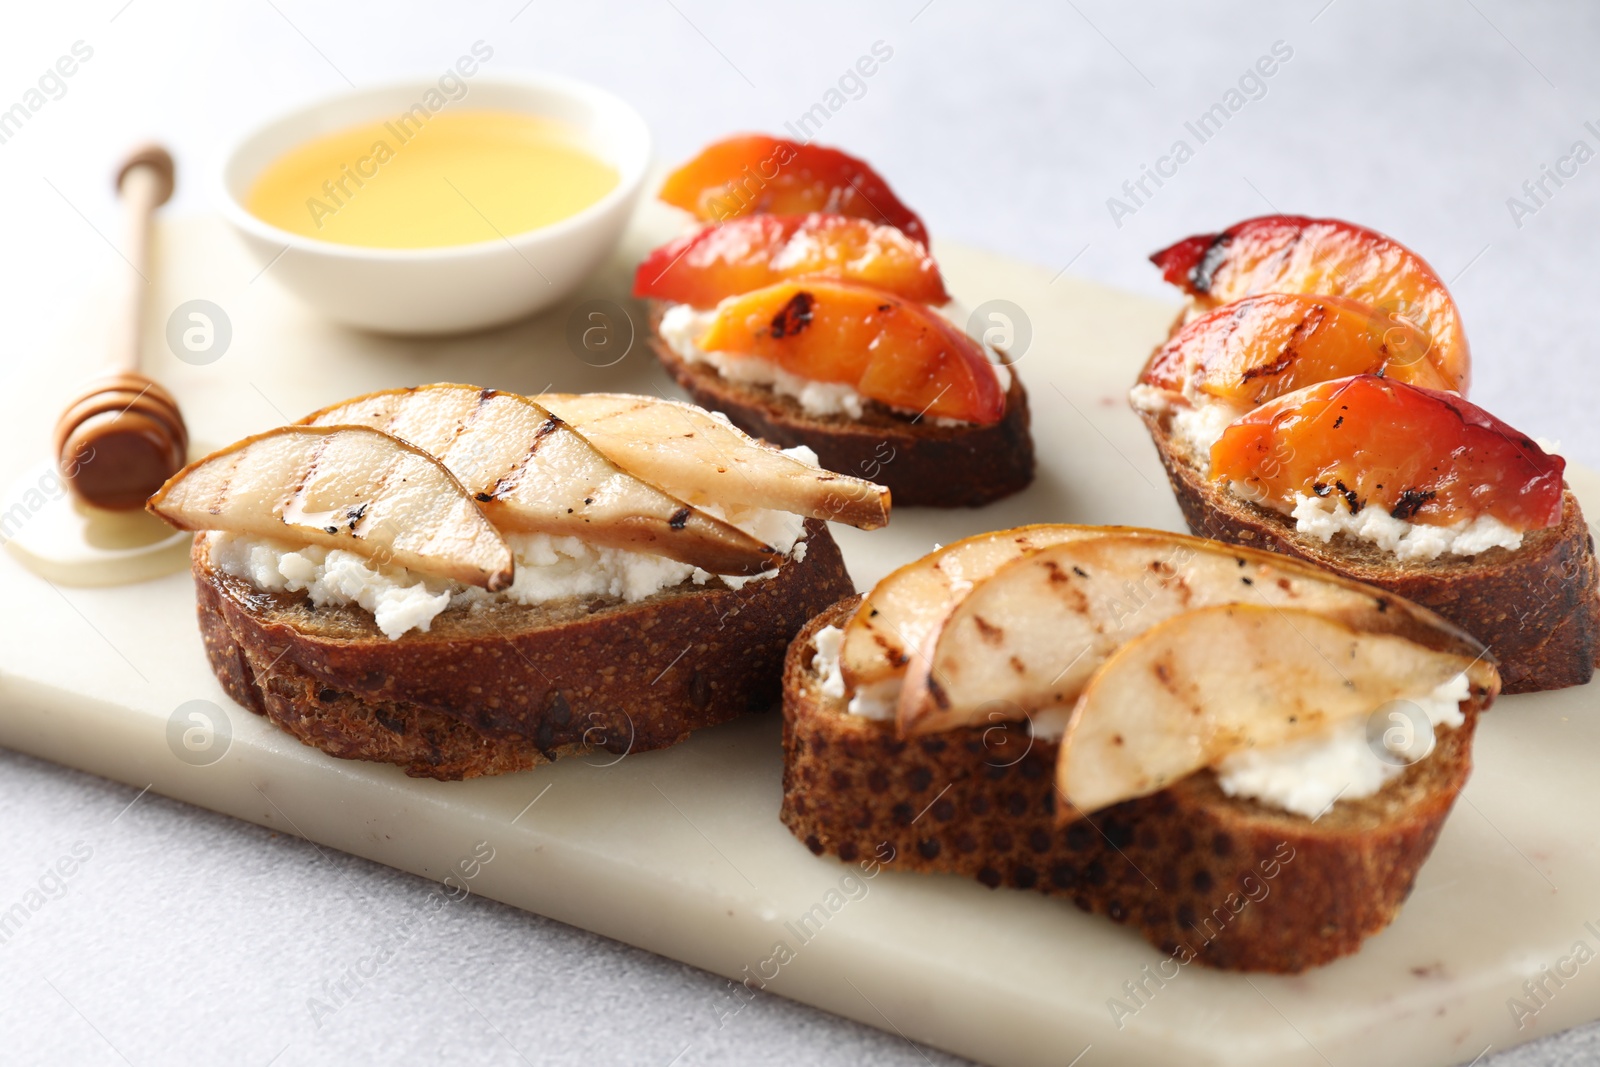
110, 145, 175, 375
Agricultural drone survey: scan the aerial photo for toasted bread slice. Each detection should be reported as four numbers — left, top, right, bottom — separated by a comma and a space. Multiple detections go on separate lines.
196, 520, 854, 780
648, 303, 1034, 509
1139, 408, 1600, 693
781, 596, 1495, 973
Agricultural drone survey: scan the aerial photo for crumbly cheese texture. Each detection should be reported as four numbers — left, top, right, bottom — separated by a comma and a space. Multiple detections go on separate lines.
812, 624, 848, 700
809, 625, 899, 720
1214, 672, 1471, 819
212, 495, 808, 641
1128, 384, 1242, 474
660, 300, 1011, 423
1128, 383, 1527, 561
1289, 492, 1523, 561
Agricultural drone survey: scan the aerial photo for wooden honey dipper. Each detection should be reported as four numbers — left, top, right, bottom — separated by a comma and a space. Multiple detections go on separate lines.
54, 145, 189, 511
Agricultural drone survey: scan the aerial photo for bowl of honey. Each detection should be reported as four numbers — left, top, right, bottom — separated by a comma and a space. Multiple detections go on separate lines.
220, 71, 651, 334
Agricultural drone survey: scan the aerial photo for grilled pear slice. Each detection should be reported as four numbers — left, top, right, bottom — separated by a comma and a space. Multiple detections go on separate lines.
304, 384, 780, 576
1057, 604, 1488, 816
537, 392, 890, 530
839, 524, 1112, 693
147, 425, 513, 589
898, 531, 1479, 736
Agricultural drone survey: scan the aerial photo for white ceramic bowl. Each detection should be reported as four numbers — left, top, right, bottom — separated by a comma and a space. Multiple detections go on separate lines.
219, 74, 651, 335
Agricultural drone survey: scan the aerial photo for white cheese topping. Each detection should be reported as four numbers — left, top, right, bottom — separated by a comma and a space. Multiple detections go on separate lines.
1214, 672, 1471, 818
1127, 383, 1243, 473
1027, 706, 1072, 741
212, 496, 808, 641
809, 626, 900, 720
1288, 492, 1524, 561
661, 299, 1010, 423
812, 624, 847, 700
845, 676, 901, 721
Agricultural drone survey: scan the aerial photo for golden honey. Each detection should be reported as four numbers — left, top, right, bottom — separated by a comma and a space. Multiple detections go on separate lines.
246, 110, 618, 248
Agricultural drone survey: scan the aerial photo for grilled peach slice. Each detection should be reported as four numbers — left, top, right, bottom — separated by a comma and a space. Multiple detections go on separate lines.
1210, 375, 1565, 531
1151, 216, 1469, 391
634, 213, 948, 306
1140, 293, 1459, 406
658, 134, 928, 242
696, 279, 1005, 425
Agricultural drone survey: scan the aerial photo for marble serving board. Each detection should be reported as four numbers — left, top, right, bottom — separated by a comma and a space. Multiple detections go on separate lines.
1, 204, 1596, 1067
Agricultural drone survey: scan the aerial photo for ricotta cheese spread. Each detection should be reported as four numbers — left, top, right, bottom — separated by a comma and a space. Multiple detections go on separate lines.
213, 495, 808, 641
1215, 672, 1471, 819
808, 625, 899, 720
1027, 706, 1072, 741
660, 299, 1011, 423
1289, 492, 1523, 561
812, 624, 847, 700
1127, 383, 1243, 472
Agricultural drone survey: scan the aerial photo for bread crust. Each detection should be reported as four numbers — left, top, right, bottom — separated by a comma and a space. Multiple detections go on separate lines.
648, 302, 1034, 508
195, 520, 855, 780
780, 596, 1493, 973
1140, 409, 1600, 693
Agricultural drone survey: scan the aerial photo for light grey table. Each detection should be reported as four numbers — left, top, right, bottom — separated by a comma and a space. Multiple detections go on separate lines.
2, 1, 1596, 1063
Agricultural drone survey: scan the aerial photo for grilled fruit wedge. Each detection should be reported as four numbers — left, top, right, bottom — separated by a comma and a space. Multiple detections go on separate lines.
839, 524, 1110, 694
634, 213, 948, 307
303, 384, 779, 576
1058, 604, 1490, 816
1139, 292, 1459, 405
697, 279, 1006, 425
536, 392, 890, 530
897, 532, 1470, 735
148, 425, 513, 589
658, 134, 928, 242
1150, 215, 1469, 392
1210, 375, 1566, 532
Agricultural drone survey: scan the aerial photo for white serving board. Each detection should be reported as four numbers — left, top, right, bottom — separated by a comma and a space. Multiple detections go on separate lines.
2, 205, 1597, 1067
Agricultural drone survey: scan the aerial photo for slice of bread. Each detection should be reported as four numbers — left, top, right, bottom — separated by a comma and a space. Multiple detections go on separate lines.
1139, 408, 1600, 693
196, 519, 854, 780
781, 596, 1495, 973
648, 303, 1034, 509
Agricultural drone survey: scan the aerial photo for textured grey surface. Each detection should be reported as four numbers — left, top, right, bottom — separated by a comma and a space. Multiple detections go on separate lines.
2, 1, 1598, 1064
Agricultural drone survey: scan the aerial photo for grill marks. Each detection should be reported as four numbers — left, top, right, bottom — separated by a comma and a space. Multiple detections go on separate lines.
468, 397, 578, 504
279, 431, 383, 539
1335, 479, 1364, 515
768, 290, 816, 338
1238, 302, 1325, 387
1390, 488, 1438, 520
1190, 234, 1233, 294
307, 387, 781, 575
973, 615, 1004, 644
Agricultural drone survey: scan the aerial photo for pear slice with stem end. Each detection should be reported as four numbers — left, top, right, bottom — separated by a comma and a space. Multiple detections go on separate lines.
537, 392, 891, 531
897, 530, 1484, 736
1056, 603, 1492, 817
304, 384, 781, 576
147, 424, 513, 589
